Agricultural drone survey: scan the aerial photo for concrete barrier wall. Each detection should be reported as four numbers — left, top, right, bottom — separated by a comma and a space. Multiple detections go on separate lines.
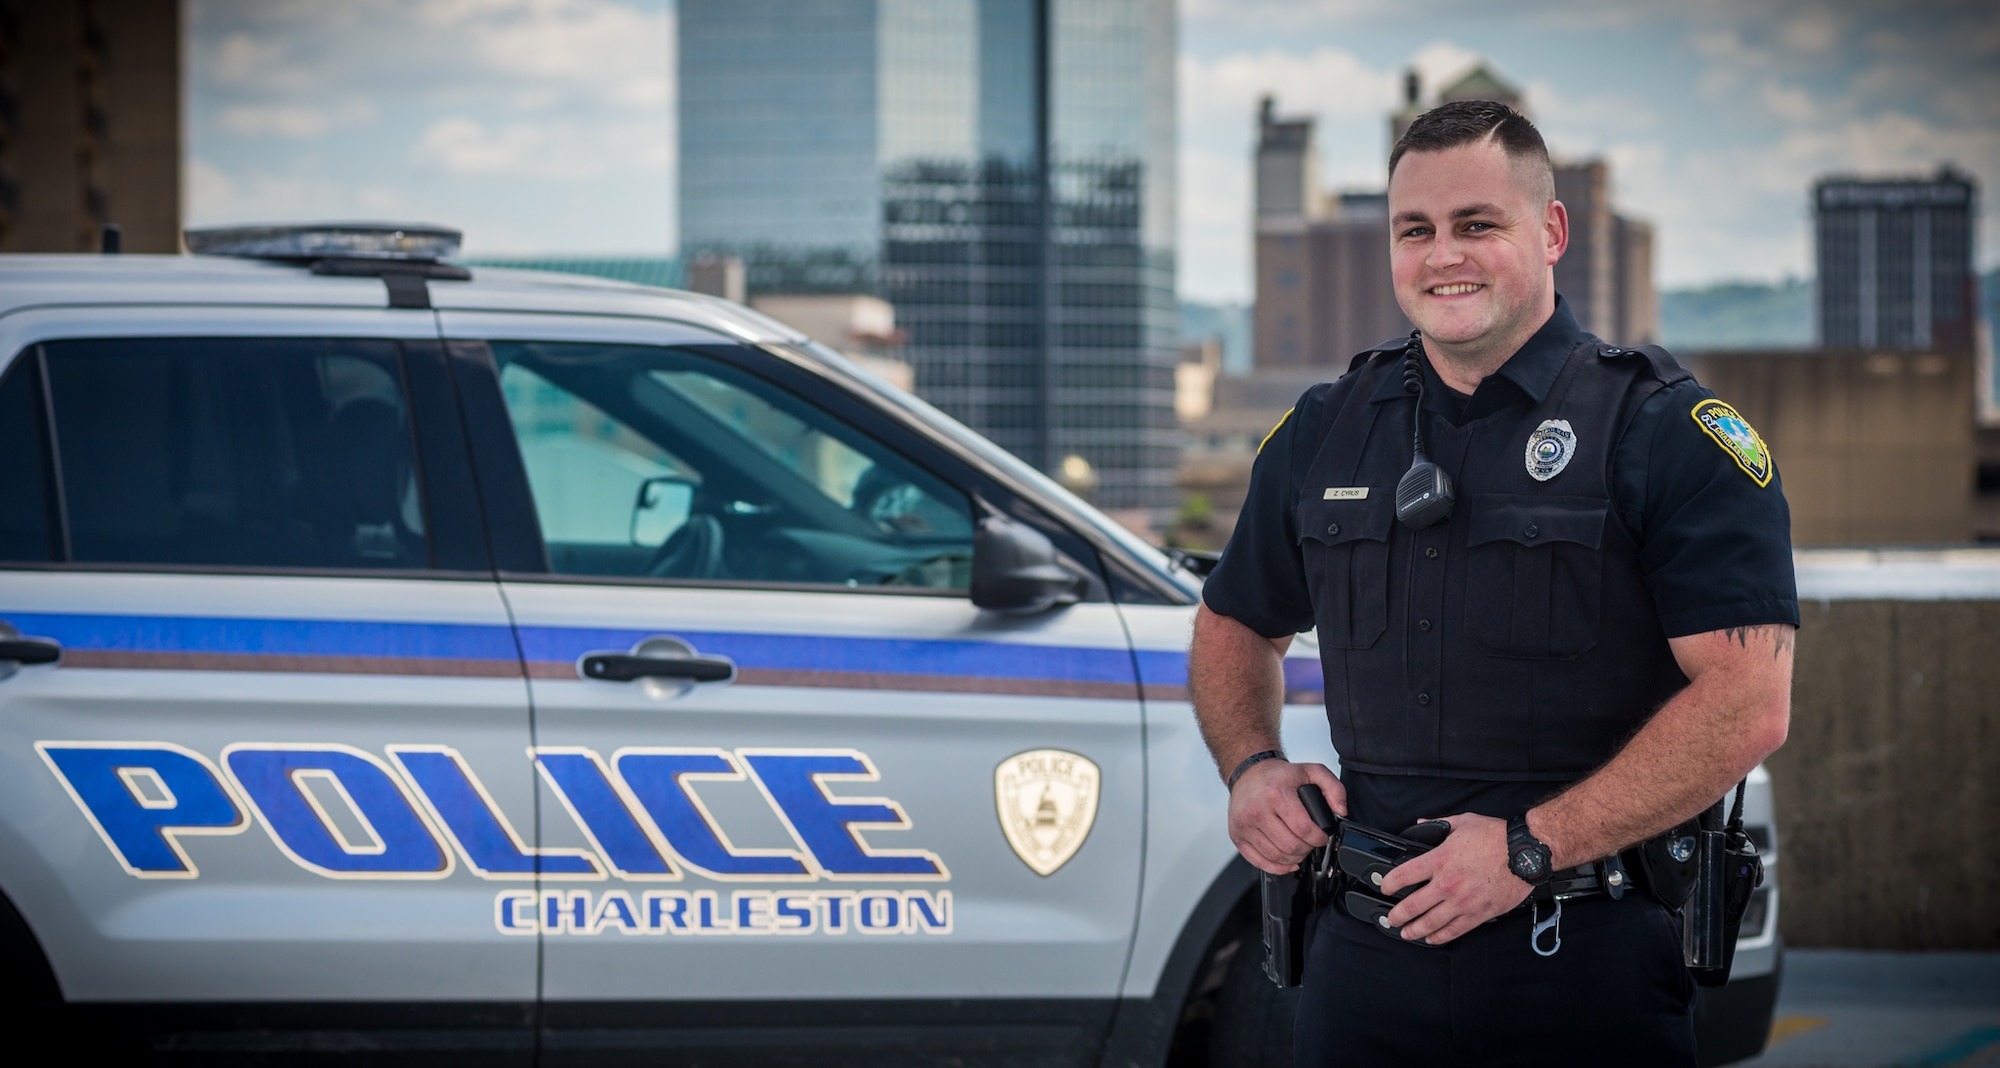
1770, 553, 2000, 949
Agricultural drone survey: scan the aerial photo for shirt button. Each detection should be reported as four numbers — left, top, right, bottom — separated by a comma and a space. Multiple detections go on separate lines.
1417, 692, 1431, 706
1418, 619, 1432, 631
1326, 522, 1340, 535
1524, 525, 1539, 539
1425, 547, 1439, 559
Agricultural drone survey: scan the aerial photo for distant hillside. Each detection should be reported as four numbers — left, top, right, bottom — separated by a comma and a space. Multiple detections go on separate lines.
1659, 269, 1999, 352
1180, 300, 1252, 374
1659, 278, 1814, 351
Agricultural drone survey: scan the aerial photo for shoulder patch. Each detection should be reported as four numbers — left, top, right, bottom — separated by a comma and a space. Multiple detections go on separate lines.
1258, 407, 1294, 453
1690, 399, 1772, 487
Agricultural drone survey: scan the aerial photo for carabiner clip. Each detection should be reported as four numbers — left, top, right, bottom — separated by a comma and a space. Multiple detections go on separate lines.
1530, 899, 1562, 957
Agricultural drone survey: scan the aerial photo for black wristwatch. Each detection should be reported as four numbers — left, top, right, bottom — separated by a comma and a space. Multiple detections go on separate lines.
1506, 814, 1554, 886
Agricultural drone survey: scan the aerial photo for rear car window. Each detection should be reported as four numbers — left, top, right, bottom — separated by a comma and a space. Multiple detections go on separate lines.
39, 338, 432, 570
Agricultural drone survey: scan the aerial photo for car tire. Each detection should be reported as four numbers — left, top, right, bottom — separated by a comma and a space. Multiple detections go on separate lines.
1207, 922, 1300, 1067
1693, 943, 1784, 1066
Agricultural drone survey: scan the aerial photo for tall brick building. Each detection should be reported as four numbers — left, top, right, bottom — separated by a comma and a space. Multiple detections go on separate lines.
0, 0, 181, 253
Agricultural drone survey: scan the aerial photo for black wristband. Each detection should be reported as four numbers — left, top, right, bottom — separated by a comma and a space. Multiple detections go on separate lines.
1226, 749, 1284, 790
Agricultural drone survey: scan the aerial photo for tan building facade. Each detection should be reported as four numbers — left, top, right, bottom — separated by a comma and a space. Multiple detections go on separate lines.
0, 0, 181, 253
1691, 347, 1975, 546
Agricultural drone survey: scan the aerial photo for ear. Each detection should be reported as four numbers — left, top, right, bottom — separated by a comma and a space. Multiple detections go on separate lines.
1542, 199, 1570, 265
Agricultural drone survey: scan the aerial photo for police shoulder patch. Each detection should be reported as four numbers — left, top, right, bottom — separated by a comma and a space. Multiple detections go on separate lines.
1258, 407, 1294, 454
1690, 399, 1773, 487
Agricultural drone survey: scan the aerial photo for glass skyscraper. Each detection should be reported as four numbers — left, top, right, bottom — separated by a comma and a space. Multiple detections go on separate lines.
679, 0, 1178, 516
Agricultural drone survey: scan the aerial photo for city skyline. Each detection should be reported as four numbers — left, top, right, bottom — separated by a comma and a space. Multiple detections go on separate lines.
186, 0, 1997, 301
677, 0, 1180, 514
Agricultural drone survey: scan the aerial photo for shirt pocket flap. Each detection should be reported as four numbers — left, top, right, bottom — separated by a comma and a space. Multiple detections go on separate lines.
1297, 494, 1395, 546
1466, 494, 1607, 550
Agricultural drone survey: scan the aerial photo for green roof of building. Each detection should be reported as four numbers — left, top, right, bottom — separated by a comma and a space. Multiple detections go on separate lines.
1438, 63, 1523, 108
462, 255, 683, 289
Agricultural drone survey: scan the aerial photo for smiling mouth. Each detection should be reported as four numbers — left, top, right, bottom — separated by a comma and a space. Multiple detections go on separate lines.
1428, 283, 1484, 296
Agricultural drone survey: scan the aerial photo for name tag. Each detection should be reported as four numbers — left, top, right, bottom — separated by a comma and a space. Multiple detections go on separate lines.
1322, 487, 1369, 500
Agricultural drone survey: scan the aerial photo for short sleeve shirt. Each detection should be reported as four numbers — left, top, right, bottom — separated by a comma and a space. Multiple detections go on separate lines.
1205, 304, 1800, 642
1202, 302, 1800, 828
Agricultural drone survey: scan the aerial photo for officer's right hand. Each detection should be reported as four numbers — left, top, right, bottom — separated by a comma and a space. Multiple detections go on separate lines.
1228, 759, 1346, 874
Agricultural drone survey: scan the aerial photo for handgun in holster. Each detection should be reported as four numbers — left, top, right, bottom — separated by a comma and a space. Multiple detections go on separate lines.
1261, 785, 1451, 988
1676, 781, 1763, 987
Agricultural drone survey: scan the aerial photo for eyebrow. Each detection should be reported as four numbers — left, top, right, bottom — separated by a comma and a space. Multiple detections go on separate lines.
1392, 203, 1508, 227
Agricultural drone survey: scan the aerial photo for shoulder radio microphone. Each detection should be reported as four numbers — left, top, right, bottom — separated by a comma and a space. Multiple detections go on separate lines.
1395, 332, 1455, 531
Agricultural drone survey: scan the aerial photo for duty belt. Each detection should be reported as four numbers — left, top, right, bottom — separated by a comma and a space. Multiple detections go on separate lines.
1293, 785, 1641, 957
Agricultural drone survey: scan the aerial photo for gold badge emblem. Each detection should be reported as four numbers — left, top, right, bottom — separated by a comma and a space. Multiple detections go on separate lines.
994, 749, 1100, 876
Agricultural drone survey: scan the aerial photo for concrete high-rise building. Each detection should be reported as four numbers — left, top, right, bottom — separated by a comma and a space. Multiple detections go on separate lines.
1613, 215, 1658, 344
1553, 159, 1615, 340
1253, 99, 1409, 370
0, 0, 181, 253
1814, 168, 1979, 352
679, 0, 1178, 516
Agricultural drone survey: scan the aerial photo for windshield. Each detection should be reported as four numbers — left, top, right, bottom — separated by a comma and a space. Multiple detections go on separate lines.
773, 340, 1202, 600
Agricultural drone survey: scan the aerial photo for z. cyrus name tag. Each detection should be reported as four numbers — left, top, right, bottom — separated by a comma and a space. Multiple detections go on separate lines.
1322, 487, 1369, 500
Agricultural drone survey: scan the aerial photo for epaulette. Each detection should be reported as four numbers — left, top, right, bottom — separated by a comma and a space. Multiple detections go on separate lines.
1596, 341, 1691, 387
1346, 334, 1417, 375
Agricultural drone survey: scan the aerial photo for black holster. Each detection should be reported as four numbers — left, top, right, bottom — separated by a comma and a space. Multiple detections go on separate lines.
1672, 782, 1764, 987
1260, 863, 1313, 988
1261, 787, 1445, 987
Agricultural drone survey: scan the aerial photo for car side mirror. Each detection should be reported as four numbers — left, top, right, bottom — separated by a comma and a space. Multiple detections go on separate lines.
631, 476, 695, 547
970, 511, 1083, 614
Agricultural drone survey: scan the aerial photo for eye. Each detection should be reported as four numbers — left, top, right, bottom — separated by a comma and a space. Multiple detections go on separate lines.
1463, 221, 1494, 233
1399, 226, 1431, 239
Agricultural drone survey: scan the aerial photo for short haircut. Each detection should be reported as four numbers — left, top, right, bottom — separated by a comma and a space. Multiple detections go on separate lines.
1389, 100, 1554, 204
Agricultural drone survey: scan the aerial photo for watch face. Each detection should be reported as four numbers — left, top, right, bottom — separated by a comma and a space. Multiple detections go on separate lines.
1512, 849, 1545, 879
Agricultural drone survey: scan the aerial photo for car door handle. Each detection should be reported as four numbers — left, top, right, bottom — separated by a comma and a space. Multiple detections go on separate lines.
0, 638, 60, 665
579, 653, 734, 683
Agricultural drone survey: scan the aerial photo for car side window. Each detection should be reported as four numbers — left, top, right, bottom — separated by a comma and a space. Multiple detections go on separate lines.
493, 342, 974, 590
0, 353, 54, 562
39, 338, 432, 570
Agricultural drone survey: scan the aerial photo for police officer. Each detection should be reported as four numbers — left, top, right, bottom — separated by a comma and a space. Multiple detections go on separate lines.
1190, 100, 1797, 1064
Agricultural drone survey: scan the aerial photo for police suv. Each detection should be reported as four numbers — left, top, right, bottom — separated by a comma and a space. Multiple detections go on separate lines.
0, 226, 1780, 1065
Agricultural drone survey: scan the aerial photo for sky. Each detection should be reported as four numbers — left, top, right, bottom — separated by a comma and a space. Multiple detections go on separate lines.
186, 0, 1999, 303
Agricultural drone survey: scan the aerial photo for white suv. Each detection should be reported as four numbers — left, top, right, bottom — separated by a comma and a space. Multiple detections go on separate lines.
0, 225, 1780, 1065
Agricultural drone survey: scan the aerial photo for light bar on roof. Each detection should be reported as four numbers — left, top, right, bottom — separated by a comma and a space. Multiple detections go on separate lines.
185, 223, 462, 262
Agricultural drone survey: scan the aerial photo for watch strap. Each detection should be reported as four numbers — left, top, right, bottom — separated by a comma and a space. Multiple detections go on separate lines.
1507, 814, 1553, 885
1226, 749, 1283, 790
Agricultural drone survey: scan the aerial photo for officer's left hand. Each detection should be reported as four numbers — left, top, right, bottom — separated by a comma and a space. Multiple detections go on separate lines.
1378, 812, 1531, 946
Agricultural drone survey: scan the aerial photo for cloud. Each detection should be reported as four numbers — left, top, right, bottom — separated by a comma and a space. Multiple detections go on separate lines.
217, 102, 376, 139
187, 158, 411, 224
412, 113, 670, 179
207, 31, 317, 93
190, 0, 674, 247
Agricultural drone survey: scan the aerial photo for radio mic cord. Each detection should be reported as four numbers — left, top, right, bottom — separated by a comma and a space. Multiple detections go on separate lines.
1394, 332, 1455, 530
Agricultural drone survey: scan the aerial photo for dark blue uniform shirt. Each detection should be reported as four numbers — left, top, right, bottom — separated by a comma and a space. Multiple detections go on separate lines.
1204, 298, 1800, 829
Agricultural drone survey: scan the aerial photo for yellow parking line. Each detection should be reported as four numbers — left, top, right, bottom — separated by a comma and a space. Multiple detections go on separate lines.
1766, 1015, 1830, 1049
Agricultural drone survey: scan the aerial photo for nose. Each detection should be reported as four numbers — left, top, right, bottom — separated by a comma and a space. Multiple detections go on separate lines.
1426, 229, 1465, 271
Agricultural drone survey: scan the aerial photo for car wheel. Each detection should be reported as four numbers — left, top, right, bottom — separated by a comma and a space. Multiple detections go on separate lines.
1693, 944, 1784, 1066
1208, 921, 1300, 1066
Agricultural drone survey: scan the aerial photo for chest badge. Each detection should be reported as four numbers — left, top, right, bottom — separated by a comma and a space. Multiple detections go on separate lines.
995, 749, 1100, 876
1524, 419, 1577, 481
